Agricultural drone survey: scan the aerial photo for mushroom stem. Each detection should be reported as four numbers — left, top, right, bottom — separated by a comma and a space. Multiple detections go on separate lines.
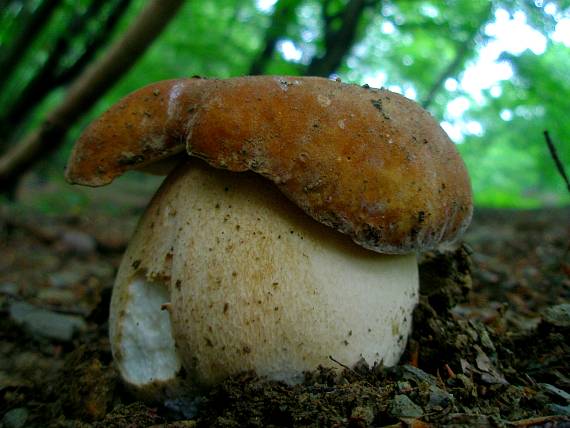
110, 160, 419, 395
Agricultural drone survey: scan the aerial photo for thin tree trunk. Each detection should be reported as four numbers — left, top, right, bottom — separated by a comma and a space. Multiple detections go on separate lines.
55, 0, 133, 86
0, 0, 132, 142
0, 0, 185, 193
249, 0, 301, 75
421, 3, 492, 109
306, 0, 379, 77
0, 0, 61, 94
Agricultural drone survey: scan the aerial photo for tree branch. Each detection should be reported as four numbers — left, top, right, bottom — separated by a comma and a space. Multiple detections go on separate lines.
0, 0, 106, 138
0, 0, 61, 94
0, 0, 132, 145
248, 0, 301, 75
54, 0, 133, 86
306, 0, 380, 77
0, 0, 184, 192
421, 3, 492, 109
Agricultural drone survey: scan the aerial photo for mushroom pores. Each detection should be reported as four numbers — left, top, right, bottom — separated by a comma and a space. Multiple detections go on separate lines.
110, 160, 419, 396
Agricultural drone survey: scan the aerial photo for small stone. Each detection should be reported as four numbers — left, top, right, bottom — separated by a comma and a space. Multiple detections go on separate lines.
9, 301, 87, 341
164, 396, 205, 419
86, 261, 115, 278
0, 282, 18, 296
542, 304, 570, 328
547, 403, 570, 416
2, 407, 29, 428
539, 383, 570, 403
400, 364, 436, 383
389, 394, 423, 418
48, 270, 84, 288
475, 346, 508, 385
428, 384, 452, 407
57, 230, 96, 254
36, 288, 76, 305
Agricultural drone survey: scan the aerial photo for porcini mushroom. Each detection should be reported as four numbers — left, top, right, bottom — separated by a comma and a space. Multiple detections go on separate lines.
66, 76, 472, 399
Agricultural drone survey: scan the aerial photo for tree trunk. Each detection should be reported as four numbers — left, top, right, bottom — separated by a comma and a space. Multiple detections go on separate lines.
0, 0, 61, 94
306, 0, 379, 77
0, 0, 132, 143
0, 0, 185, 193
421, 3, 492, 109
249, 0, 302, 75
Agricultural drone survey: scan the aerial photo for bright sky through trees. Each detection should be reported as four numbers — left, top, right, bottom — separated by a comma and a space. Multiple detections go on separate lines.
257, 0, 570, 146
2, 0, 567, 207
442, 7, 563, 142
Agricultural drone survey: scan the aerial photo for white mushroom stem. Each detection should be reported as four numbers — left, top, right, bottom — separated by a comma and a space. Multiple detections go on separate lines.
110, 160, 419, 396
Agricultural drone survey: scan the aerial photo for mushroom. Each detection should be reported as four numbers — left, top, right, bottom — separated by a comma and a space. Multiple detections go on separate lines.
66, 76, 472, 399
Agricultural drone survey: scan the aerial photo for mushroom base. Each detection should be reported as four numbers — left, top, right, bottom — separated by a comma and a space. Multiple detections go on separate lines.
110, 160, 419, 398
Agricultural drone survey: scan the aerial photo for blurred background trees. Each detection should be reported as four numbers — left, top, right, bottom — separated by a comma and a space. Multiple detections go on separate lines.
0, 0, 568, 208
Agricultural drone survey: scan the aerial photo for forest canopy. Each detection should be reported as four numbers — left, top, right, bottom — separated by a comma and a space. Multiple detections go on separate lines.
0, 0, 569, 208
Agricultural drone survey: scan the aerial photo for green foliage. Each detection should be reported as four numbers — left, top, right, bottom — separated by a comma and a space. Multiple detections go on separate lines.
1, 0, 569, 208
339, 0, 570, 207
460, 42, 570, 207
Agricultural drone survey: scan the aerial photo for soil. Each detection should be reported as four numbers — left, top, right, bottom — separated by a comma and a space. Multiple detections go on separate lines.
1, 190, 569, 427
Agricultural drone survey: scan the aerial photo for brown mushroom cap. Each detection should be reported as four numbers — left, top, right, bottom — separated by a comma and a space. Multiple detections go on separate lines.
66, 76, 472, 254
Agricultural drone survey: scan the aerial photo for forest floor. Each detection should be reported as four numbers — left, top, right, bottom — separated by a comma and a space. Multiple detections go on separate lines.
0, 177, 569, 427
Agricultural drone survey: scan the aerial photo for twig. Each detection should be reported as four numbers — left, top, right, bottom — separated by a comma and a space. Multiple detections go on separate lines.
543, 130, 570, 193
328, 355, 354, 372
328, 355, 366, 381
